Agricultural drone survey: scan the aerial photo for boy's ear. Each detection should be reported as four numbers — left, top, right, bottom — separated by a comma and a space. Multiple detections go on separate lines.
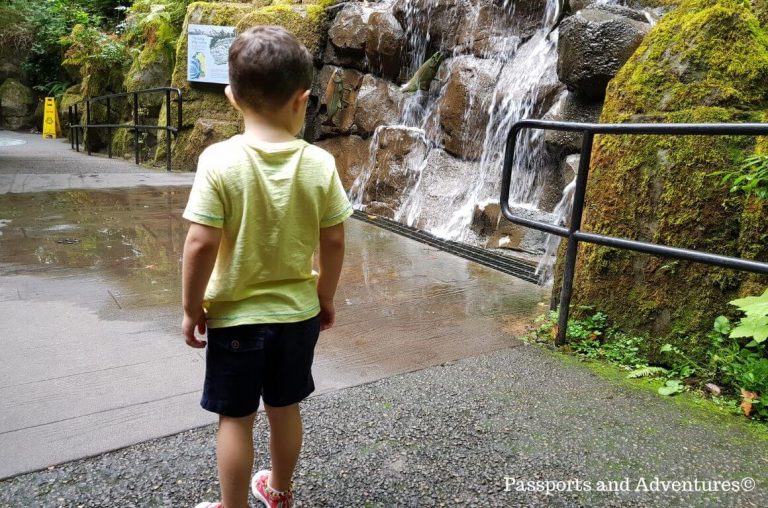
224, 85, 242, 112
294, 89, 311, 110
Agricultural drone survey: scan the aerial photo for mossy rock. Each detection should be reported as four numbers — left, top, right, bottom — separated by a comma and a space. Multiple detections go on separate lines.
570, 0, 768, 363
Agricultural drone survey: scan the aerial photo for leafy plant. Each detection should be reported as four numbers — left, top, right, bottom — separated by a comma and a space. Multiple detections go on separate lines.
716, 153, 768, 200
728, 289, 768, 345
33, 80, 71, 100
658, 379, 684, 396
628, 366, 668, 379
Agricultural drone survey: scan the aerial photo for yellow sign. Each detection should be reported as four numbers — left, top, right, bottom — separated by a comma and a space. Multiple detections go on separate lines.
42, 97, 62, 139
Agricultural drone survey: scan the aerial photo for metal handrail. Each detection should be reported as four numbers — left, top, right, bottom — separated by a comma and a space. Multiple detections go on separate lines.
501, 119, 768, 345
68, 87, 183, 171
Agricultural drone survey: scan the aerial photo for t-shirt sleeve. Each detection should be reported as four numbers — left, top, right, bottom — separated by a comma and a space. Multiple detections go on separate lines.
320, 162, 353, 228
183, 151, 225, 228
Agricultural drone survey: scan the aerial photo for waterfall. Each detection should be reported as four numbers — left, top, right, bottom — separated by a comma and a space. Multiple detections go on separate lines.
348, 0, 624, 284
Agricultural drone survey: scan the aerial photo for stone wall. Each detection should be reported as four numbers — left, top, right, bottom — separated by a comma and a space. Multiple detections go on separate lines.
569, 0, 768, 362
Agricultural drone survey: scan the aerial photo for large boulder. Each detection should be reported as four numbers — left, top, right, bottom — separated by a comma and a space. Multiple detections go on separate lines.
432, 56, 503, 160
570, 0, 768, 363
543, 92, 604, 157
557, 7, 650, 99
457, 0, 547, 58
392, 0, 470, 53
315, 135, 372, 190
366, 11, 405, 81
361, 126, 429, 217
0, 78, 35, 130
323, 2, 369, 71
353, 74, 404, 137
399, 148, 477, 230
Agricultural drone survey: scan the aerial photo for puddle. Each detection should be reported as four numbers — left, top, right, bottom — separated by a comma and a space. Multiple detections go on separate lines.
0, 187, 188, 309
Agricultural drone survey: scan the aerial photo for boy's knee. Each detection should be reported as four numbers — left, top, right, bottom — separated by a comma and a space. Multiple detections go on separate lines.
263, 402, 300, 418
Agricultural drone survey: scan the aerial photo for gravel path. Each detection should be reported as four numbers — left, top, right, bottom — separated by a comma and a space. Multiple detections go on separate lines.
2, 344, 767, 507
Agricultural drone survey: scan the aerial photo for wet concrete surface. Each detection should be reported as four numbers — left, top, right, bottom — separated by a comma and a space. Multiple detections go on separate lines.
0, 186, 547, 478
0, 132, 194, 192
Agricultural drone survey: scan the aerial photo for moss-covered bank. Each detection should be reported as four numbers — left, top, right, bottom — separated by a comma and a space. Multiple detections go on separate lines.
571, 0, 768, 363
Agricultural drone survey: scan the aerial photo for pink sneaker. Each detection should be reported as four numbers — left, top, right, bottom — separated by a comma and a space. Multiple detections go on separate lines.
251, 470, 294, 508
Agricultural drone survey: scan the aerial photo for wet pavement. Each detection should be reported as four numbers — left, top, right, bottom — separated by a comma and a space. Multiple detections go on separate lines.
0, 185, 547, 479
0, 132, 193, 192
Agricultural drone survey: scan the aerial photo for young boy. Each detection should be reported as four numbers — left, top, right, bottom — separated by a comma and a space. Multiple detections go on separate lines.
183, 26, 352, 508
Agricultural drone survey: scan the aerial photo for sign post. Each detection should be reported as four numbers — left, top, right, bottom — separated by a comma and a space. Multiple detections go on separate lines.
42, 97, 62, 139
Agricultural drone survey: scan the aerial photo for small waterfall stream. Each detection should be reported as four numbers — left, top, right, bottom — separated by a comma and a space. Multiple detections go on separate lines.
348, 0, 626, 283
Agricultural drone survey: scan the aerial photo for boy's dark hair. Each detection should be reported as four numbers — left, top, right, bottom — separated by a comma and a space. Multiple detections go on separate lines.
228, 26, 314, 112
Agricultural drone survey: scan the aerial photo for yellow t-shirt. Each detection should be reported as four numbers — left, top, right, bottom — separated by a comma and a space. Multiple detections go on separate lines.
182, 135, 353, 327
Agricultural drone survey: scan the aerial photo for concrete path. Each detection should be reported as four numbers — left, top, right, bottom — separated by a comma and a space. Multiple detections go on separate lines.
0, 132, 193, 192
0, 182, 546, 478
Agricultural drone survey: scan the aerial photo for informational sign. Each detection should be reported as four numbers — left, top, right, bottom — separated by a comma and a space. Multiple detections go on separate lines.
42, 97, 61, 139
187, 24, 236, 84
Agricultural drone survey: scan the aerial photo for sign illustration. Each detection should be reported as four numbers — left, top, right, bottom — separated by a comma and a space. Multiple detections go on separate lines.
187, 24, 236, 84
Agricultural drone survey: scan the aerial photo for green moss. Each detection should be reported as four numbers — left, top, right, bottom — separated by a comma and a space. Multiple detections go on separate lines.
237, 4, 330, 56
552, 351, 768, 442
604, 0, 768, 116
571, 0, 768, 363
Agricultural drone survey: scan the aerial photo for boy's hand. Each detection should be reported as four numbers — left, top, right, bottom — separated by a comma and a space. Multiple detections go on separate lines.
319, 298, 335, 331
183, 310, 208, 348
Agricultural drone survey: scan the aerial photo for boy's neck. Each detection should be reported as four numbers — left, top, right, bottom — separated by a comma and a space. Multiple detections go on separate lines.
242, 114, 297, 144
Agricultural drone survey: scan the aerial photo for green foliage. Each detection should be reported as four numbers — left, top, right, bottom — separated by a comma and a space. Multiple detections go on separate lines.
729, 289, 768, 344
658, 379, 685, 396
32, 80, 72, 100
716, 154, 768, 200
62, 23, 128, 72
531, 292, 768, 420
627, 366, 668, 378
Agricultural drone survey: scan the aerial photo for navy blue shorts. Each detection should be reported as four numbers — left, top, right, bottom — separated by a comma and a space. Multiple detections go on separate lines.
201, 315, 321, 417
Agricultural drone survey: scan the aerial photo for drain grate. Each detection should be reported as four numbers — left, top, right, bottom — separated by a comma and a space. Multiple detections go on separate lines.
351, 210, 542, 285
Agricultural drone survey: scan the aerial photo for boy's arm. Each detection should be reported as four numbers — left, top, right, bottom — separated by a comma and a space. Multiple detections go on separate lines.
317, 222, 346, 331
182, 222, 222, 348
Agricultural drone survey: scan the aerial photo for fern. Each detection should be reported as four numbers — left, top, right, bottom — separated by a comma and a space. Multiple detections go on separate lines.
627, 366, 668, 379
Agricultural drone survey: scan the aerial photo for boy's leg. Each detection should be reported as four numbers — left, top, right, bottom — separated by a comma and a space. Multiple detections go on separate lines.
217, 412, 257, 508
264, 402, 303, 492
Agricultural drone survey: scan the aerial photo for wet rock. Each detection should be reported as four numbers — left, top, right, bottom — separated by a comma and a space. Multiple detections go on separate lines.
402, 149, 477, 230
324, 3, 369, 71
543, 92, 603, 157
434, 56, 503, 160
353, 75, 404, 137
316, 135, 372, 190
366, 11, 405, 81
0, 78, 35, 130
363, 127, 428, 213
458, 0, 545, 57
557, 8, 650, 99
470, 202, 549, 253
312, 65, 366, 138
393, 0, 470, 52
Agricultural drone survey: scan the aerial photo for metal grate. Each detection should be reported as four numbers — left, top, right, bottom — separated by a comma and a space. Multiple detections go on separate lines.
352, 210, 541, 285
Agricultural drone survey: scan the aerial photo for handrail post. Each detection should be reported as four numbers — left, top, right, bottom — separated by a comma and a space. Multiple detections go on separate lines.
165, 89, 172, 172
85, 99, 91, 156
74, 103, 79, 152
133, 92, 139, 165
68, 106, 74, 150
555, 131, 594, 346
106, 97, 112, 159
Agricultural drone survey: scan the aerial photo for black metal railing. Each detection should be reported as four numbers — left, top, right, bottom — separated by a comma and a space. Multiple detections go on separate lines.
501, 119, 768, 345
68, 87, 183, 171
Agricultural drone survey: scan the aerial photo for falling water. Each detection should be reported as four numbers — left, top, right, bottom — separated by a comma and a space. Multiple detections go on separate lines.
348, 0, 615, 284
